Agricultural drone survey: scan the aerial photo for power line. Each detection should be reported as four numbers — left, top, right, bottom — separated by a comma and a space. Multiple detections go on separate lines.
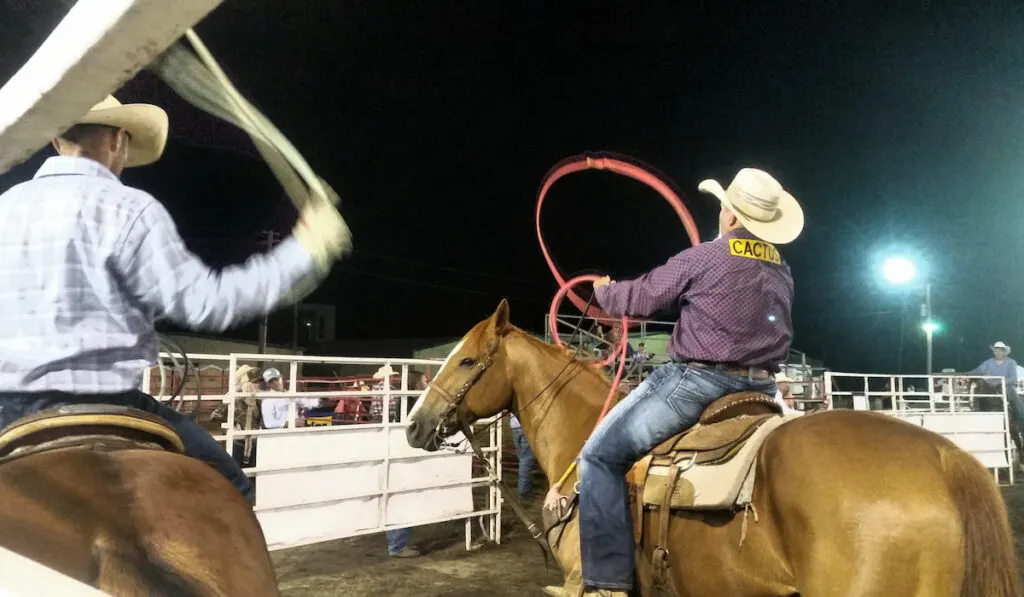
346, 268, 548, 306
352, 249, 550, 287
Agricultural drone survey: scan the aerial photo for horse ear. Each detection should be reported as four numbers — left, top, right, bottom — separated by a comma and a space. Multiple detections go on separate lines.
492, 299, 511, 336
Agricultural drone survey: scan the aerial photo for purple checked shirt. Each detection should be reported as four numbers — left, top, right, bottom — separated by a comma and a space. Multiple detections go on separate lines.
594, 229, 793, 371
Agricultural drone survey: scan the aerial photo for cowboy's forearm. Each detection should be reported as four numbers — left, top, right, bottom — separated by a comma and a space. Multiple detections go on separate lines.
116, 200, 320, 331
595, 254, 694, 318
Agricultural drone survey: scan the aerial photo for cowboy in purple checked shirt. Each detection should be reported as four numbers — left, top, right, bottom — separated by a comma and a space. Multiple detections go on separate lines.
551, 168, 805, 597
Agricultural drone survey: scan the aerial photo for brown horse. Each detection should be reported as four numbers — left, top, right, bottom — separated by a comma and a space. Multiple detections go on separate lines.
0, 406, 278, 597
406, 300, 1020, 597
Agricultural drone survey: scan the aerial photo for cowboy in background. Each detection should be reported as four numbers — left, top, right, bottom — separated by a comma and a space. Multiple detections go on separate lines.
967, 342, 1023, 432
549, 168, 802, 597
224, 364, 262, 469
0, 96, 350, 505
773, 372, 803, 414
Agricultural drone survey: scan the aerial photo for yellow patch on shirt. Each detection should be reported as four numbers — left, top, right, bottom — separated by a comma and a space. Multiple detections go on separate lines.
728, 238, 781, 264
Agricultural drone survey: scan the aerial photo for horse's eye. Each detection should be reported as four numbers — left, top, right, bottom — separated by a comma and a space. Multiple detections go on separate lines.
459, 357, 477, 367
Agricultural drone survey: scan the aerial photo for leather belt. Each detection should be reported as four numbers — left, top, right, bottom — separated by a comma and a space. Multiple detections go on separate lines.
686, 361, 774, 380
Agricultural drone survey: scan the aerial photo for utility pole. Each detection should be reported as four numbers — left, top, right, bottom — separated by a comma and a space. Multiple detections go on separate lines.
922, 282, 933, 375
257, 229, 280, 354
291, 302, 299, 350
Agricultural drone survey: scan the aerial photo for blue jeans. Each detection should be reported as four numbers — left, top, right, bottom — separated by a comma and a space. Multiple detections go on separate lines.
511, 427, 536, 497
386, 528, 412, 554
0, 390, 253, 503
578, 363, 775, 590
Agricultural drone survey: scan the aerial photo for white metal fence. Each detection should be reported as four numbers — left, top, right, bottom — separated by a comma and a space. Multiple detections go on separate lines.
824, 372, 1014, 484
142, 352, 503, 551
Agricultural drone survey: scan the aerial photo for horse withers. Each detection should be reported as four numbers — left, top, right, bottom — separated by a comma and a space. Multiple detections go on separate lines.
406, 300, 1020, 597
0, 404, 278, 597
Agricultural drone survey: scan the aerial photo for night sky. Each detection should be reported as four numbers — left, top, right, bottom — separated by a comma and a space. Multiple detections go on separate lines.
3, 1, 1024, 373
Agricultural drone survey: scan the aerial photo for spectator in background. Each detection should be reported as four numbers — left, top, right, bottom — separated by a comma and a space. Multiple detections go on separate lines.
228, 365, 262, 469
628, 342, 653, 379
773, 373, 801, 414
370, 364, 421, 558
604, 325, 635, 375
259, 368, 321, 429
509, 413, 537, 498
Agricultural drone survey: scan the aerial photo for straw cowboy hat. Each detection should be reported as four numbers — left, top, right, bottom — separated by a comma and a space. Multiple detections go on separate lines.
235, 364, 258, 386
697, 168, 804, 244
992, 341, 1011, 354
373, 365, 395, 380
71, 95, 168, 167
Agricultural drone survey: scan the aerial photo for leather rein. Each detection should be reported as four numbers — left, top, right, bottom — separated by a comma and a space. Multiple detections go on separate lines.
425, 339, 554, 562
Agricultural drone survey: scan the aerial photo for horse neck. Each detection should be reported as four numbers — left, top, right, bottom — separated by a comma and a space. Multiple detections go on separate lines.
505, 331, 611, 485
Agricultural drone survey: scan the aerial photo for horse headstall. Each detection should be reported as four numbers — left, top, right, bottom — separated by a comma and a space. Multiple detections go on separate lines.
426, 340, 502, 438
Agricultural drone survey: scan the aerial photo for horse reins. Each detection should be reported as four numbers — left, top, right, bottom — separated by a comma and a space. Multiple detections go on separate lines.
425, 340, 555, 561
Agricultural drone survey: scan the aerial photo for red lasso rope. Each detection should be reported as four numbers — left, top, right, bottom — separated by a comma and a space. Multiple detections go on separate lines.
536, 153, 703, 491
536, 152, 701, 348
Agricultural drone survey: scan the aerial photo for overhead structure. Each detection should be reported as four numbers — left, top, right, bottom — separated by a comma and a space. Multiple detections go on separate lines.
0, 0, 223, 175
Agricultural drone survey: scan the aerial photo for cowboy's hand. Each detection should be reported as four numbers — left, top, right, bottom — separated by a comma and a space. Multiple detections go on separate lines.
593, 276, 612, 290
293, 196, 352, 272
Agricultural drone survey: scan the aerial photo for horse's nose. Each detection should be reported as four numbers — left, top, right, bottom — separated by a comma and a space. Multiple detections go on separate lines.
406, 420, 422, 444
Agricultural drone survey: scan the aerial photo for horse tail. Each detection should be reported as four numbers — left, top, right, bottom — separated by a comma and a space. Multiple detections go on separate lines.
939, 445, 1020, 597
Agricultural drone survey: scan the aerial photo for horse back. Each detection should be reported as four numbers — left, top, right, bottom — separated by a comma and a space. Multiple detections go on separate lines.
0, 448, 278, 597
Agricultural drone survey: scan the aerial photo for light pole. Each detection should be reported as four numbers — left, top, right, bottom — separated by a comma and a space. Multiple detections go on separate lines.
882, 256, 936, 374
921, 284, 935, 375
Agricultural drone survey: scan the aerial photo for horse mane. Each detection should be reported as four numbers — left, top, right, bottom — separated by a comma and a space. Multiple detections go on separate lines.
508, 326, 624, 406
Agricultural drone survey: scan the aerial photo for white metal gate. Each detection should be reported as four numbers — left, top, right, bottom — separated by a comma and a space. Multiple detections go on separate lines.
143, 352, 502, 551
824, 371, 1014, 484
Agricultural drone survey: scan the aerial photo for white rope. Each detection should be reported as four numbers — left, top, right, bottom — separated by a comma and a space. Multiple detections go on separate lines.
150, 29, 338, 214
149, 28, 349, 301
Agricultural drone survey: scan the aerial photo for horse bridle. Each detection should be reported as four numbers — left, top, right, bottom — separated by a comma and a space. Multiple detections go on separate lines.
426, 340, 500, 438
424, 338, 554, 563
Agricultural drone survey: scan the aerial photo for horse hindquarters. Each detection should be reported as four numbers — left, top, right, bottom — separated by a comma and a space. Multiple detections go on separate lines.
0, 448, 278, 597
763, 411, 973, 597
109, 450, 280, 597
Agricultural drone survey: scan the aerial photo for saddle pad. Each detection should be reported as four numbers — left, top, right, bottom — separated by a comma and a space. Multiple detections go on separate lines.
651, 414, 771, 456
641, 413, 798, 510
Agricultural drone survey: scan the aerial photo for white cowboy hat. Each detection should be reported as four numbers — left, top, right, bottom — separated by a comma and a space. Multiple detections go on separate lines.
697, 168, 804, 245
775, 373, 793, 383
262, 367, 282, 382
71, 95, 168, 167
992, 341, 1011, 354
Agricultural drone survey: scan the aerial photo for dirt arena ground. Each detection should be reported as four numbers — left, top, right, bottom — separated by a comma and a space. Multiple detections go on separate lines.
273, 483, 1024, 596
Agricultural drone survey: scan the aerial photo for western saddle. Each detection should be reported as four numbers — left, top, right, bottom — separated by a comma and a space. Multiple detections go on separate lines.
0, 404, 185, 462
542, 392, 800, 597
630, 391, 793, 513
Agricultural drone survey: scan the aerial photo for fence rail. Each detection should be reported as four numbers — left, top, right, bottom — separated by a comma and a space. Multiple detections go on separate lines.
142, 352, 503, 551
824, 371, 1014, 485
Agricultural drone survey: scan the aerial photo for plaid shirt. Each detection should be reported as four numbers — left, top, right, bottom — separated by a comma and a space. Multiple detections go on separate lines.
595, 228, 793, 370
367, 381, 402, 422
0, 156, 317, 393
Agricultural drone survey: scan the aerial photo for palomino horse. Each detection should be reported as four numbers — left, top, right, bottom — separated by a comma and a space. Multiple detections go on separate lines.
406, 300, 1020, 597
0, 404, 278, 596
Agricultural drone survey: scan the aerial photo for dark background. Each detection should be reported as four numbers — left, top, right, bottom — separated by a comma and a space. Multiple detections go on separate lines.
2, 1, 1023, 372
